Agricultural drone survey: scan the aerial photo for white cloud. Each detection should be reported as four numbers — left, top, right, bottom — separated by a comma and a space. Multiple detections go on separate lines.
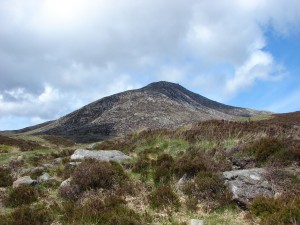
0, 0, 300, 129
225, 50, 274, 96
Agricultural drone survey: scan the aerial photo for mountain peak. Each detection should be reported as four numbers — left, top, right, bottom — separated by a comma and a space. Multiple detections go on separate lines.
142, 81, 181, 90
13, 81, 268, 142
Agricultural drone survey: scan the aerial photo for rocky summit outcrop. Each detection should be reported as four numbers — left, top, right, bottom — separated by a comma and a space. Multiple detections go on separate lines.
12, 81, 269, 142
70, 149, 131, 162
223, 168, 273, 207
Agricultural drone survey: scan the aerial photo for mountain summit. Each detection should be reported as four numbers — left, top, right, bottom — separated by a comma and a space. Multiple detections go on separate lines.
15, 81, 268, 142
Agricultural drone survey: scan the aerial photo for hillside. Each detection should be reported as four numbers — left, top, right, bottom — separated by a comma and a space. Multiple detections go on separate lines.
10, 81, 269, 142
0, 112, 299, 224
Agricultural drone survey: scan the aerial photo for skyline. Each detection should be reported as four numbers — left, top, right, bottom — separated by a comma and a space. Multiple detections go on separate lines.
0, 0, 300, 130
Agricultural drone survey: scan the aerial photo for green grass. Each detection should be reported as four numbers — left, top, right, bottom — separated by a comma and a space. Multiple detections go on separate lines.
186, 206, 250, 225
0, 148, 56, 165
0, 145, 13, 151
133, 136, 189, 157
236, 114, 273, 122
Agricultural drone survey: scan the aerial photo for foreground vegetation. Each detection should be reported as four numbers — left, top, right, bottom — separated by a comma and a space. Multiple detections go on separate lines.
0, 112, 299, 224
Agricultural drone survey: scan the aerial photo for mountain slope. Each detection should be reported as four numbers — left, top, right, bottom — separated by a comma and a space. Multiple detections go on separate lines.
14, 81, 269, 142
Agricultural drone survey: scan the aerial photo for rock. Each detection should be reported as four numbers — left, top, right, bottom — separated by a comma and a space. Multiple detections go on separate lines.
42, 163, 56, 169
13, 176, 38, 188
38, 173, 53, 182
293, 125, 300, 130
177, 173, 189, 186
20, 167, 44, 177
70, 149, 132, 162
68, 162, 81, 167
223, 168, 273, 207
17, 156, 24, 161
231, 157, 256, 170
190, 219, 204, 225
60, 178, 71, 189
54, 158, 63, 164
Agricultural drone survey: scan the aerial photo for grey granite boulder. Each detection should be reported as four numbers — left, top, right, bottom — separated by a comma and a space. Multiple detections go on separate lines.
70, 149, 131, 162
223, 168, 273, 206
13, 176, 38, 188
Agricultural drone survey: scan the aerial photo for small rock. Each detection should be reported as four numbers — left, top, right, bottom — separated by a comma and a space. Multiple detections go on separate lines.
60, 178, 71, 189
13, 176, 38, 188
68, 162, 81, 167
38, 173, 54, 182
190, 219, 204, 225
54, 158, 63, 164
70, 149, 132, 162
177, 173, 189, 186
17, 156, 24, 161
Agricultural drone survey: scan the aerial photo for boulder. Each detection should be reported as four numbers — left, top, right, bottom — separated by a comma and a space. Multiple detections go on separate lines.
13, 176, 38, 188
70, 149, 131, 162
223, 168, 273, 207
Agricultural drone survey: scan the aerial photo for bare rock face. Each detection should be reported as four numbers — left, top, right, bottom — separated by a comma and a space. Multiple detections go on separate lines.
223, 168, 273, 207
15, 81, 269, 142
13, 176, 37, 188
70, 149, 131, 162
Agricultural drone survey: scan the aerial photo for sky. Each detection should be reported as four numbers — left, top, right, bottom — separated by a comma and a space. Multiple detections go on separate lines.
0, 0, 300, 130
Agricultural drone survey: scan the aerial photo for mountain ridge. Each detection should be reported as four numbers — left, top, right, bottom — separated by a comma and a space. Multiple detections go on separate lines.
5, 81, 270, 142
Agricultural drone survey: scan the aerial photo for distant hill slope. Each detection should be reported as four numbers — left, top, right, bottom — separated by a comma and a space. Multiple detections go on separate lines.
8, 81, 270, 142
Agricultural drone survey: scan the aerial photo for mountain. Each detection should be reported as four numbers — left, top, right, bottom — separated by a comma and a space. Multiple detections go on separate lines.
11, 81, 269, 142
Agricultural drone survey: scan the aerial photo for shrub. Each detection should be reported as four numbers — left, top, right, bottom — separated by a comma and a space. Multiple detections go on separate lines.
0, 167, 13, 187
0, 203, 53, 225
152, 154, 174, 185
245, 137, 286, 164
182, 171, 232, 211
71, 159, 128, 192
5, 185, 39, 207
266, 168, 300, 196
132, 156, 151, 174
250, 196, 300, 225
59, 184, 81, 201
59, 193, 145, 225
174, 149, 208, 178
148, 185, 180, 210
